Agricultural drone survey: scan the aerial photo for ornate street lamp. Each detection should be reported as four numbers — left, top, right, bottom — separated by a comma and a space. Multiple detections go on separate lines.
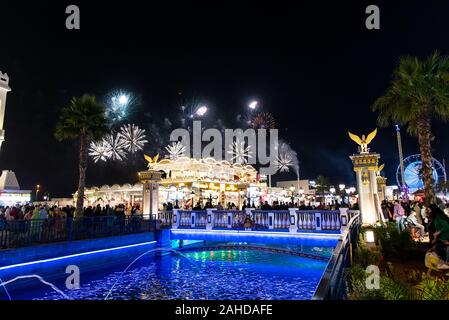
289, 185, 295, 204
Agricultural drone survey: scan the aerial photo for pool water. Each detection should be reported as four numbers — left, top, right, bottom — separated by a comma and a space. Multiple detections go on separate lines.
0, 244, 328, 300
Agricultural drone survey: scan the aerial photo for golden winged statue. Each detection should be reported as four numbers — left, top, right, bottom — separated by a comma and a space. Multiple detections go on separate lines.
376, 163, 385, 176
144, 153, 159, 169
348, 128, 377, 154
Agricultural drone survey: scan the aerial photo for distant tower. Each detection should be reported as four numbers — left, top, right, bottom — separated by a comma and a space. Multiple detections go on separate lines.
0, 71, 11, 149
395, 124, 406, 190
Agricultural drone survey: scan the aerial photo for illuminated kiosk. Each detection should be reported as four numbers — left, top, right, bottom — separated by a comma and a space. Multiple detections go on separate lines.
348, 129, 384, 225
80, 157, 261, 210
143, 155, 258, 210
0, 170, 31, 206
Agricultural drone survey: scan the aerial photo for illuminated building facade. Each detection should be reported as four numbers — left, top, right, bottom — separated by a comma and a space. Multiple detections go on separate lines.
0, 170, 31, 206
81, 157, 262, 210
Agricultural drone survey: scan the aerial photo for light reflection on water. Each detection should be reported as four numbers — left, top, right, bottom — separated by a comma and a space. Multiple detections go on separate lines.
2, 247, 328, 300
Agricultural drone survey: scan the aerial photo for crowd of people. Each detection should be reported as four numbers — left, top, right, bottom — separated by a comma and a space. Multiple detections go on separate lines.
0, 203, 143, 226
381, 199, 449, 265
2, 198, 447, 266
169, 199, 359, 212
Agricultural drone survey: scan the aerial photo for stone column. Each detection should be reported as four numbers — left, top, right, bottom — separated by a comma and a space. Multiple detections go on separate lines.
139, 170, 163, 219
0, 71, 11, 149
350, 153, 381, 226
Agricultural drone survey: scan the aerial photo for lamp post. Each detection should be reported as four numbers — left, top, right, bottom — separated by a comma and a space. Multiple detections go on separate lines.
395, 124, 406, 192
298, 187, 304, 202
289, 185, 295, 204
338, 184, 346, 204
329, 187, 336, 205
35, 184, 40, 202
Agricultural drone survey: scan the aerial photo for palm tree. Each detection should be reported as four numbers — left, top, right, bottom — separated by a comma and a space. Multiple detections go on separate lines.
372, 51, 449, 206
55, 95, 109, 216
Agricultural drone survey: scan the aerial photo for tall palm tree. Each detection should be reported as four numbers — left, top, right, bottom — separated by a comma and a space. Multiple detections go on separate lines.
55, 95, 109, 215
372, 51, 449, 205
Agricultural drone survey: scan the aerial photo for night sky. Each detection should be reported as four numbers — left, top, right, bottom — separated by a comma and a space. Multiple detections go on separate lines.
1, 1, 449, 197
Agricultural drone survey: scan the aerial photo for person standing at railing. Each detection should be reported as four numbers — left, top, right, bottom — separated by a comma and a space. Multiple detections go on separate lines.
94, 204, 102, 217
4, 207, 14, 221
24, 208, 33, 220
39, 206, 48, 219
261, 201, 271, 210
166, 202, 173, 211
31, 206, 40, 220
53, 207, 66, 238
204, 201, 214, 209
216, 202, 224, 210
193, 201, 202, 210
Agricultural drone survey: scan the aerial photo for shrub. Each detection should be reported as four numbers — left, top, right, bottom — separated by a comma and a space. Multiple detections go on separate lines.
371, 222, 417, 260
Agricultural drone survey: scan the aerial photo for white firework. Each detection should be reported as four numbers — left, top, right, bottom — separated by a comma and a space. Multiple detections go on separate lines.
118, 124, 148, 153
275, 152, 294, 172
89, 140, 112, 163
103, 133, 127, 161
275, 141, 299, 175
227, 138, 253, 164
165, 141, 186, 160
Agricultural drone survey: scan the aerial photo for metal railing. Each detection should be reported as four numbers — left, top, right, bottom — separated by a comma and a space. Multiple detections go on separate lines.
158, 211, 173, 227
312, 212, 361, 300
171, 209, 348, 232
0, 215, 155, 249
251, 210, 269, 230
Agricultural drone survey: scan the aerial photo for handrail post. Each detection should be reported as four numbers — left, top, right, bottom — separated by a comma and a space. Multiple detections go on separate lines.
314, 211, 322, 231
268, 211, 274, 229
191, 211, 196, 228
339, 208, 349, 232
227, 211, 232, 228
206, 209, 214, 230
172, 209, 180, 229
288, 208, 298, 233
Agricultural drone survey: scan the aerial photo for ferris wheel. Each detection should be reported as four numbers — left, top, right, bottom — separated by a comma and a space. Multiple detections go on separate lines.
396, 154, 447, 193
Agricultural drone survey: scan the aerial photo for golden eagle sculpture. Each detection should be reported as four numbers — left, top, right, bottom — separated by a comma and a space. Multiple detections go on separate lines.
144, 154, 159, 169
376, 163, 385, 176
348, 128, 377, 154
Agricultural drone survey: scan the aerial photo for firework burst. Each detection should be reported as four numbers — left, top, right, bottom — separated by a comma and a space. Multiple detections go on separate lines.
227, 138, 253, 164
250, 112, 276, 129
275, 141, 299, 176
88, 140, 112, 163
105, 90, 136, 123
103, 132, 127, 161
165, 141, 187, 160
118, 124, 148, 153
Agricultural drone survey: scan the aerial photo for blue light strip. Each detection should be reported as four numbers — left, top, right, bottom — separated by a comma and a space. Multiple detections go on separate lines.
171, 229, 340, 239
0, 241, 156, 271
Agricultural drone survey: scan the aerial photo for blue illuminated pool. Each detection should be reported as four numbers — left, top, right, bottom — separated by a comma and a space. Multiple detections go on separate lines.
0, 243, 328, 300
